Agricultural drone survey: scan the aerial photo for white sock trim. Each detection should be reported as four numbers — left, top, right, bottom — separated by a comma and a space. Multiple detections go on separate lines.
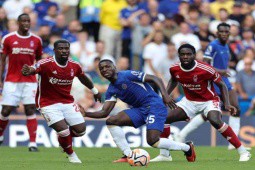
0, 114, 9, 121
218, 123, 228, 133
26, 114, 37, 120
58, 129, 70, 137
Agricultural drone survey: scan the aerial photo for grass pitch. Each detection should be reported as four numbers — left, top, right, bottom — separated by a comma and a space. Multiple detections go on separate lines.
0, 146, 254, 170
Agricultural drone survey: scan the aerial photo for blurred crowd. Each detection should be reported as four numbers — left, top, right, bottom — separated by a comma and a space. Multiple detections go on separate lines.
1, 0, 255, 116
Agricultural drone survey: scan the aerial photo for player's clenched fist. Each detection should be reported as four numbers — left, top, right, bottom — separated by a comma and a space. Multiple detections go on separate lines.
22, 64, 33, 76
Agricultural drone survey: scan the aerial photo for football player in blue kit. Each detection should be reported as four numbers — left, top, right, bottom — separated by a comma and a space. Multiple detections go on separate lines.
80, 59, 196, 163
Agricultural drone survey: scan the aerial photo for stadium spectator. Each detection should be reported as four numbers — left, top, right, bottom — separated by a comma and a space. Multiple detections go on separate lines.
185, 6, 200, 32
0, 13, 42, 151
62, 19, 82, 43
116, 57, 129, 71
236, 48, 255, 71
120, 0, 144, 60
2, 0, 33, 20
209, 0, 234, 19
37, 25, 51, 48
99, 0, 127, 58
143, 31, 167, 77
42, 33, 61, 58
70, 31, 96, 71
162, 14, 180, 41
41, 5, 58, 27
21, 39, 101, 163
34, 0, 59, 23
199, 2, 215, 21
171, 22, 201, 51
229, 24, 244, 58
209, 8, 239, 35
229, 2, 245, 24
241, 28, 255, 50
0, 7, 8, 33
236, 57, 255, 99
158, 0, 182, 17
78, 0, 103, 42
241, 14, 255, 33
147, 0, 165, 23
50, 13, 67, 35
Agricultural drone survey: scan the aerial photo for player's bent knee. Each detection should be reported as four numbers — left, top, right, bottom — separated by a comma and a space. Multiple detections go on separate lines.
147, 136, 160, 147
1, 107, 13, 117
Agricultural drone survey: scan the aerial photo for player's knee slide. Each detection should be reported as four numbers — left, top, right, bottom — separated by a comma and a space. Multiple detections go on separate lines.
58, 129, 70, 137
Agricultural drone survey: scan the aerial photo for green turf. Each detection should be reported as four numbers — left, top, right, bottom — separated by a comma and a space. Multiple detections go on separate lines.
0, 147, 254, 170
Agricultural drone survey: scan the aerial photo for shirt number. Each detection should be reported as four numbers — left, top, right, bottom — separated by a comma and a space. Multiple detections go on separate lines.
146, 115, 155, 124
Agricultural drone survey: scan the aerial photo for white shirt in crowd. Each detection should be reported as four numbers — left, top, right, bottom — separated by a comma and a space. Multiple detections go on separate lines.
143, 42, 168, 75
171, 33, 201, 52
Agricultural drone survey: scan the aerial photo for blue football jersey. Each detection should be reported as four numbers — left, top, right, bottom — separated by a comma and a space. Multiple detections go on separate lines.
204, 39, 230, 70
105, 70, 163, 108
204, 39, 233, 93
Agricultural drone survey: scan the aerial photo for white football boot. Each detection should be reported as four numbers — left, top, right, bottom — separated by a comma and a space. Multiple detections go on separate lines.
68, 152, 82, 163
150, 155, 173, 162
239, 152, 251, 162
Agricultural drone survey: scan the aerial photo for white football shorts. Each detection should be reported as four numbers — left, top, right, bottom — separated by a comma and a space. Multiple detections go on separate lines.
176, 97, 221, 119
40, 103, 85, 126
1, 82, 37, 106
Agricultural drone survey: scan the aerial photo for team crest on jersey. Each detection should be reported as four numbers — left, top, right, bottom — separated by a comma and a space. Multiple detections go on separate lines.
122, 84, 127, 89
71, 69, 74, 76
193, 75, 198, 82
30, 41, 34, 47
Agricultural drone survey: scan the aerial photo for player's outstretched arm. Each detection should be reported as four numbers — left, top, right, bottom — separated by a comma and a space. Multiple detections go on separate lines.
79, 101, 116, 118
78, 74, 102, 102
166, 78, 178, 96
144, 74, 177, 109
215, 80, 237, 115
21, 64, 36, 76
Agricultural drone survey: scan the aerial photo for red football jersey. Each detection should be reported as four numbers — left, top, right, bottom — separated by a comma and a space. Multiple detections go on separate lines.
170, 60, 222, 102
34, 57, 84, 108
0, 32, 42, 82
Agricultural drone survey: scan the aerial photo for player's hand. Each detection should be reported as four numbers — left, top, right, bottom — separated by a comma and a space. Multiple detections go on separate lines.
94, 92, 102, 103
22, 64, 31, 76
78, 104, 86, 117
163, 95, 177, 110
222, 70, 231, 77
225, 105, 237, 116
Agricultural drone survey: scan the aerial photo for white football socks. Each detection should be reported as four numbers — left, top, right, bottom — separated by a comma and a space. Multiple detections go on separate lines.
107, 125, 132, 156
157, 138, 190, 152
159, 148, 170, 157
179, 114, 205, 139
229, 116, 240, 136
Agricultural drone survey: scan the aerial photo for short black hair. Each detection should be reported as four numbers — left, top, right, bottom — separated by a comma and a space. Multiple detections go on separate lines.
54, 39, 70, 49
217, 22, 230, 31
178, 44, 196, 54
17, 13, 29, 21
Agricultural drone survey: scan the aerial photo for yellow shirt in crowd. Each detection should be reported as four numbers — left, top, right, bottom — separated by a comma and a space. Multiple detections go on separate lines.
210, 0, 234, 19
100, 0, 127, 31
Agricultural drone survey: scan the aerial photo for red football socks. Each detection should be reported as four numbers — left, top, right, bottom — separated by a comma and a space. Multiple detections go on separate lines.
218, 123, 241, 148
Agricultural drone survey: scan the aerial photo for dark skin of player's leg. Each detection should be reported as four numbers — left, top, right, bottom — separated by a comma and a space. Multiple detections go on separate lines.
165, 107, 189, 124
206, 111, 224, 129
70, 123, 86, 136
228, 90, 241, 117
24, 104, 36, 116
1, 106, 15, 117
50, 119, 69, 132
106, 111, 162, 147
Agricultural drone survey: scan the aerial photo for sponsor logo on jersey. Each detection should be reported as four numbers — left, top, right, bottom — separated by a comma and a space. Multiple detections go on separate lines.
49, 77, 73, 85
131, 71, 143, 79
30, 41, 34, 47
12, 47, 34, 55
176, 75, 180, 78
193, 75, 198, 82
13, 41, 18, 45
71, 69, 74, 76
52, 70, 57, 74
122, 84, 127, 89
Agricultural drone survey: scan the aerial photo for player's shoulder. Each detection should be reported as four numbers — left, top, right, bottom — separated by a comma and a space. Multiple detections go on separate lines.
1, 32, 16, 42
196, 61, 216, 74
30, 33, 42, 41
68, 58, 82, 66
169, 62, 180, 71
38, 57, 54, 65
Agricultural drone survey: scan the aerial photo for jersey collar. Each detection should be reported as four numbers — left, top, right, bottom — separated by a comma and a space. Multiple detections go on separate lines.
15, 31, 31, 38
179, 60, 197, 72
53, 55, 68, 68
